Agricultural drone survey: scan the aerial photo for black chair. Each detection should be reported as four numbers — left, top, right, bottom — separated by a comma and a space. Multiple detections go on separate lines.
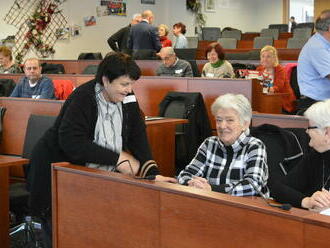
296, 22, 314, 30
159, 92, 211, 174
187, 60, 201, 77
250, 124, 310, 197
9, 114, 57, 247
201, 27, 221, 41
0, 79, 16, 96
41, 63, 65, 74
81, 64, 99, 74
78, 52, 103, 60
174, 48, 197, 60
268, 24, 289, 33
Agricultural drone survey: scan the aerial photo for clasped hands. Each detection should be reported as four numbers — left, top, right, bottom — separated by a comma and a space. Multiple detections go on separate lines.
187, 176, 212, 191
116, 151, 177, 183
302, 189, 330, 210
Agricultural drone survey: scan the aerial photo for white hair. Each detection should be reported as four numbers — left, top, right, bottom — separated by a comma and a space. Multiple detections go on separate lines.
132, 13, 141, 20
304, 99, 330, 128
211, 93, 252, 125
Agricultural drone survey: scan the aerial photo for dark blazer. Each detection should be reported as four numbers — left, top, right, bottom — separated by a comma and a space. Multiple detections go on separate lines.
27, 80, 159, 215
107, 24, 132, 55
127, 20, 161, 59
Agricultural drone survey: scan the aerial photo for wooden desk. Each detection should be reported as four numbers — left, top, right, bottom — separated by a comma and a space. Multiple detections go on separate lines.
0, 156, 29, 248
52, 163, 330, 248
252, 79, 289, 114
146, 118, 188, 176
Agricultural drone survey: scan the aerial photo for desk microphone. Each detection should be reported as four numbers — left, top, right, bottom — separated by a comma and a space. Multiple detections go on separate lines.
228, 179, 292, 211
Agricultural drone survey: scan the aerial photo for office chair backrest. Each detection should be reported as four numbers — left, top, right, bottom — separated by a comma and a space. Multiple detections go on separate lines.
286, 37, 308, 49
221, 30, 242, 40
82, 64, 99, 74
186, 37, 199, 48
187, 60, 201, 77
202, 27, 221, 41
260, 28, 279, 40
218, 38, 237, 49
174, 48, 197, 60
296, 22, 314, 30
253, 36, 273, 49
0, 79, 16, 96
268, 24, 288, 33
78, 52, 103, 60
22, 115, 57, 159
293, 28, 312, 39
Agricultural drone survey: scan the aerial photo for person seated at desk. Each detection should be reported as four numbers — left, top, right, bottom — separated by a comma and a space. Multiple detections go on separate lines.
173, 22, 188, 49
158, 24, 172, 48
177, 94, 269, 196
201, 42, 235, 79
10, 58, 55, 99
27, 52, 176, 248
272, 99, 330, 210
0, 46, 22, 73
156, 47, 193, 77
256, 45, 296, 113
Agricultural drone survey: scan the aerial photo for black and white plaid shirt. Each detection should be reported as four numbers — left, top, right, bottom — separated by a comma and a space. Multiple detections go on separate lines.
178, 131, 269, 197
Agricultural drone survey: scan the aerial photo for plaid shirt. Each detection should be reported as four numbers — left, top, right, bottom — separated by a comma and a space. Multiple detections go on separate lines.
178, 131, 269, 197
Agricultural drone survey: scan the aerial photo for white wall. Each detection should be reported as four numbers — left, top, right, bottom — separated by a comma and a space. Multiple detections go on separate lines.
0, 0, 284, 60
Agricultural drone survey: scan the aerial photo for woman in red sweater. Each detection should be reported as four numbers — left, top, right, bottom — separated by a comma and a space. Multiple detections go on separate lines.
158, 24, 172, 47
257, 45, 296, 113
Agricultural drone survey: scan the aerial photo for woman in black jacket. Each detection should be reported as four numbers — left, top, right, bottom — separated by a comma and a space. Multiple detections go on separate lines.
28, 52, 175, 247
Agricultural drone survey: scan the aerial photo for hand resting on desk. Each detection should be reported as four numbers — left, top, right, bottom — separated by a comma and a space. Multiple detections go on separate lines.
302, 189, 330, 210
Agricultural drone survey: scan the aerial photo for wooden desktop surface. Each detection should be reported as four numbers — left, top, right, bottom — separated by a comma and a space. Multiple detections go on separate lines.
0, 156, 29, 248
52, 163, 330, 248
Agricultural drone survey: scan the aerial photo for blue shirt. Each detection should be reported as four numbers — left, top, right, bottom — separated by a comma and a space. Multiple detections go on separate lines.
10, 75, 55, 99
174, 34, 188, 49
297, 33, 330, 100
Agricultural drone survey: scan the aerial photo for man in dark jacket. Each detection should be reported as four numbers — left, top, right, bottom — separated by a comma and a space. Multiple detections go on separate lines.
127, 10, 161, 59
107, 13, 142, 55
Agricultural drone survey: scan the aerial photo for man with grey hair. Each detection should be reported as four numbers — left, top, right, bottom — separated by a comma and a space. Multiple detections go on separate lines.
156, 47, 193, 77
107, 13, 142, 55
297, 9, 330, 114
127, 10, 161, 59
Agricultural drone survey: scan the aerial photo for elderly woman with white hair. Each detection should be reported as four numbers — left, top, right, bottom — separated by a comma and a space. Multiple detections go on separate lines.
272, 99, 330, 210
177, 93, 269, 196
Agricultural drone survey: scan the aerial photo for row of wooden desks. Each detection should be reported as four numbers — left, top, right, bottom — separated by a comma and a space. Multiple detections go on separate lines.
52, 163, 330, 248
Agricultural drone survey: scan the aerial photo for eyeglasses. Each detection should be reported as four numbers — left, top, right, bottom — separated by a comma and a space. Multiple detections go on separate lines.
306, 126, 319, 130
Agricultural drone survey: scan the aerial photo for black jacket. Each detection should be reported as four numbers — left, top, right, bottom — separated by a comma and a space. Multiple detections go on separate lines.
107, 24, 132, 55
159, 92, 212, 165
28, 80, 159, 215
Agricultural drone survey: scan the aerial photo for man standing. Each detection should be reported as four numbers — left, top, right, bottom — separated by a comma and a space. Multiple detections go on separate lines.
107, 13, 142, 55
297, 9, 330, 114
156, 47, 193, 77
127, 10, 161, 59
10, 58, 55, 99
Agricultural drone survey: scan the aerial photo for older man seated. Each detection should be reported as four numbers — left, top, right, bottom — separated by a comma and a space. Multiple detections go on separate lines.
10, 58, 55, 99
156, 47, 193, 77
177, 93, 269, 196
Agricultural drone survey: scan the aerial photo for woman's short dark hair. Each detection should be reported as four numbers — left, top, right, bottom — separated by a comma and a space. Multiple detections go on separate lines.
173, 22, 186, 34
95, 52, 141, 85
205, 42, 225, 60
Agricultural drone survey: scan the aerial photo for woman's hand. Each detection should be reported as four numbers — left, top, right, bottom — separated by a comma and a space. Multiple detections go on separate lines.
116, 151, 140, 175
155, 175, 177, 183
301, 189, 330, 210
187, 176, 212, 191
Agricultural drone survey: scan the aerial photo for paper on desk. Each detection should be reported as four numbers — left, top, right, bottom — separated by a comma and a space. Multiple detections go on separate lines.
320, 208, 330, 216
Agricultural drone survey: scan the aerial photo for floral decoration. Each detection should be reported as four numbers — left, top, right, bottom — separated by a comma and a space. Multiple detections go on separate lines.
186, 0, 206, 28
16, 0, 65, 62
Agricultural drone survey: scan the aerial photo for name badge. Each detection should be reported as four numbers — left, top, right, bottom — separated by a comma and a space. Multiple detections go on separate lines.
206, 73, 214, 78
123, 95, 136, 104
32, 95, 41, 99
175, 69, 183, 74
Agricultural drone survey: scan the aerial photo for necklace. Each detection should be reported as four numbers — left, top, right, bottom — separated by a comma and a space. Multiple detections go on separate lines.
322, 160, 330, 190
